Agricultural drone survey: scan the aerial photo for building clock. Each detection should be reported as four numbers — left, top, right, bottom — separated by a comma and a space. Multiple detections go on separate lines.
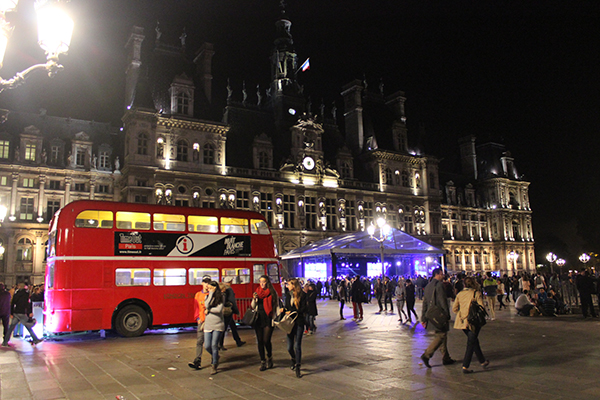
302, 156, 315, 171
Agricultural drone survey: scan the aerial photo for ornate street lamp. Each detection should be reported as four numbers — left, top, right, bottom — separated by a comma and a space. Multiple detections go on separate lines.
0, 0, 73, 92
546, 252, 557, 274
367, 217, 391, 277
556, 258, 565, 273
579, 253, 590, 270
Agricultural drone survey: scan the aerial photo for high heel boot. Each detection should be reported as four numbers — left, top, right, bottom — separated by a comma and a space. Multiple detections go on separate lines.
295, 364, 301, 378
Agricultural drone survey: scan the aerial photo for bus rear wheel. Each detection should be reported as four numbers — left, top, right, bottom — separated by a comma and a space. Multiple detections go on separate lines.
115, 305, 148, 337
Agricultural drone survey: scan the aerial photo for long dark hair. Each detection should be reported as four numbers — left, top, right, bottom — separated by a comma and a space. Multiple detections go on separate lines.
208, 281, 223, 307
259, 275, 279, 307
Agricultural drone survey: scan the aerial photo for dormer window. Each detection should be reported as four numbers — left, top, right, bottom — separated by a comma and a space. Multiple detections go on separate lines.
177, 92, 190, 115
25, 143, 36, 162
0, 140, 9, 159
169, 74, 195, 116
258, 151, 269, 169
76, 149, 86, 167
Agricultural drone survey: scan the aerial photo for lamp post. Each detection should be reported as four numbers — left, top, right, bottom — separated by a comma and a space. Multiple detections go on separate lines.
546, 252, 557, 274
367, 217, 391, 277
580, 253, 590, 272
556, 258, 565, 274
507, 250, 518, 273
0, 0, 73, 92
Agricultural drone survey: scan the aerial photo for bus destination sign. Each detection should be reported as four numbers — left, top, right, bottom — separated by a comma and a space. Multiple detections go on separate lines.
114, 232, 251, 257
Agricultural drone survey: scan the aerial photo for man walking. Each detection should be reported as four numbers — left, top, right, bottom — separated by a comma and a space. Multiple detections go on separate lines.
420, 268, 455, 368
219, 277, 246, 350
3, 282, 43, 346
0, 283, 11, 346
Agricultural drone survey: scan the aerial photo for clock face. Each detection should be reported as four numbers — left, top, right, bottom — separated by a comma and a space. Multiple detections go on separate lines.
303, 156, 315, 171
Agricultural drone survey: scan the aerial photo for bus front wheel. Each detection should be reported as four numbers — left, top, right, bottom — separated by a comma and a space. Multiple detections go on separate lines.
115, 305, 148, 337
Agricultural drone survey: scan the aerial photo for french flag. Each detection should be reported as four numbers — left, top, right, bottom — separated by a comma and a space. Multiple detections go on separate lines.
300, 58, 310, 72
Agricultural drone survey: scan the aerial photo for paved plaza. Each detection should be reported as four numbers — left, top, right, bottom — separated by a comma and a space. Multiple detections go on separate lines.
1, 298, 599, 400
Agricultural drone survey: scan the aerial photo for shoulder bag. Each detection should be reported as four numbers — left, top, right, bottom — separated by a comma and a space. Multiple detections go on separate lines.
425, 285, 448, 330
467, 291, 487, 329
274, 311, 298, 334
241, 306, 258, 326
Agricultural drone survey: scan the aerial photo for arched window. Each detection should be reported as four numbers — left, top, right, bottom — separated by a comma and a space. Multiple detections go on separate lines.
203, 143, 215, 165
137, 133, 148, 155
17, 237, 33, 261
258, 151, 269, 169
176, 140, 188, 162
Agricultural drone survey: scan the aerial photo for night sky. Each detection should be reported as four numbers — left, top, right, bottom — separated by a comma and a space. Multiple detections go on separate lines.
0, 0, 598, 267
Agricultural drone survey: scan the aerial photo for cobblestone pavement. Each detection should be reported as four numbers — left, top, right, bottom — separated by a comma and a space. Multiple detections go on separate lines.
1, 298, 600, 400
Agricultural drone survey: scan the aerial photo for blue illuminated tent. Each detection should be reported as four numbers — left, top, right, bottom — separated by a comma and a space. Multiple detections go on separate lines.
280, 228, 445, 279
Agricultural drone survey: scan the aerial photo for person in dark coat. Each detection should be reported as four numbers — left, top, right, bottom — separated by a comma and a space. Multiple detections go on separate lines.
420, 268, 455, 368
0, 283, 11, 346
305, 283, 318, 334
3, 282, 42, 346
405, 279, 418, 322
284, 278, 308, 378
218, 277, 246, 350
576, 270, 598, 318
351, 275, 366, 320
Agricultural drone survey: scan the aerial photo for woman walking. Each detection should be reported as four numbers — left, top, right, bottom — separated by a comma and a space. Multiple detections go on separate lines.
204, 281, 225, 375
252, 275, 278, 371
284, 278, 307, 378
395, 278, 408, 323
338, 279, 347, 320
452, 277, 489, 373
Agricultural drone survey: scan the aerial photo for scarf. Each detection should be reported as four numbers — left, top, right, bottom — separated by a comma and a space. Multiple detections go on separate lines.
256, 286, 273, 317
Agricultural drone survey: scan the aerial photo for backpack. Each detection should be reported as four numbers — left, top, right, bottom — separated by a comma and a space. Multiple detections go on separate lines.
467, 291, 487, 329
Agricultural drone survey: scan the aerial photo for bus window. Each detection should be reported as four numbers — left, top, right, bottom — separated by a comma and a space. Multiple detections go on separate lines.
250, 219, 270, 235
222, 268, 250, 284
116, 268, 151, 286
75, 210, 114, 229
253, 264, 264, 283
153, 213, 186, 231
267, 263, 280, 283
154, 268, 186, 286
221, 217, 249, 234
116, 212, 151, 230
188, 216, 218, 233
189, 268, 219, 284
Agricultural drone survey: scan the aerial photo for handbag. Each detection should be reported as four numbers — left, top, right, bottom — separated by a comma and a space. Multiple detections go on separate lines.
274, 311, 298, 334
467, 292, 487, 329
241, 306, 258, 326
223, 302, 233, 317
425, 285, 448, 330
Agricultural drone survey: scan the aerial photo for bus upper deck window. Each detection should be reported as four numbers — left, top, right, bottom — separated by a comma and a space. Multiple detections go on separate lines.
116, 212, 151, 230
251, 219, 270, 234
221, 217, 249, 234
75, 210, 114, 229
188, 216, 218, 233
153, 213, 185, 231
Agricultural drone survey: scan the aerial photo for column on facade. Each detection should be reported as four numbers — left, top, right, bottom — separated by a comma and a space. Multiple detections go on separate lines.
90, 179, 95, 200
64, 177, 71, 205
421, 162, 429, 196
37, 175, 46, 222
9, 172, 18, 220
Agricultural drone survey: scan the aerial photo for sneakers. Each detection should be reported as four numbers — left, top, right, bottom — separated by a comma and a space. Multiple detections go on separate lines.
420, 354, 431, 368
481, 360, 490, 369
462, 367, 474, 374
188, 359, 201, 370
210, 364, 218, 375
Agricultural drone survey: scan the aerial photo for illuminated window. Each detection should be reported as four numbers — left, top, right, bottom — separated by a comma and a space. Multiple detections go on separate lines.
153, 268, 186, 286
188, 215, 218, 232
188, 268, 219, 285
253, 264, 264, 284
116, 268, 151, 286
16, 237, 33, 261
24, 143, 36, 161
251, 219, 270, 235
75, 210, 114, 228
153, 213, 185, 231
222, 268, 250, 284
137, 133, 148, 155
221, 217, 249, 234
267, 263, 280, 283
22, 178, 35, 188
19, 197, 34, 220
116, 211, 151, 230
0, 140, 9, 159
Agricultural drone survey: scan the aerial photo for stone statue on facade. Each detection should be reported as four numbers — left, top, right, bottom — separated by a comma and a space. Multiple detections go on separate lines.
226, 78, 233, 100
256, 84, 262, 106
155, 21, 162, 41
41, 148, 47, 164
92, 154, 97, 170
66, 151, 72, 167
242, 81, 248, 105
114, 156, 120, 172
179, 28, 187, 47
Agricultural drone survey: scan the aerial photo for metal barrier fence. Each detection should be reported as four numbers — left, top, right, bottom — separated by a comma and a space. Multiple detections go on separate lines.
234, 297, 253, 322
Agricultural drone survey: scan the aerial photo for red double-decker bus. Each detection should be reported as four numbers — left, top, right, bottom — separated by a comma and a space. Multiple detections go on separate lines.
44, 200, 280, 337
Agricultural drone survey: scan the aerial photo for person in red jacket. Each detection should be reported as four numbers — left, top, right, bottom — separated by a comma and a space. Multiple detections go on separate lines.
188, 276, 211, 370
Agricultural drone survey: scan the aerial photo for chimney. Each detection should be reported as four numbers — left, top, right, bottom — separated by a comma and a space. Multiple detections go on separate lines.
124, 26, 145, 111
341, 79, 364, 154
194, 43, 215, 104
459, 135, 478, 180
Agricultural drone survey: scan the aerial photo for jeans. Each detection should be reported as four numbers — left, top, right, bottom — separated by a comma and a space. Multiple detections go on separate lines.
396, 300, 407, 320
305, 315, 316, 332
194, 322, 205, 360
287, 322, 304, 365
339, 299, 345, 318
204, 330, 223, 365
462, 327, 486, 368
3, 314, 40, 345
352, 302, 363, 319
384, 294, 394, 312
